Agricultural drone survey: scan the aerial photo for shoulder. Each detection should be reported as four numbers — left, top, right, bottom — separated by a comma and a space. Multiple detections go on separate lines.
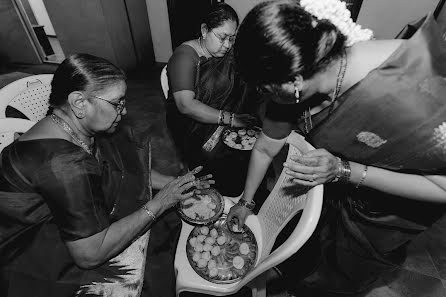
350, 39, 404, 72
343, 40, 404, 89
170, 43, 200, 64
3, 139, 99, 186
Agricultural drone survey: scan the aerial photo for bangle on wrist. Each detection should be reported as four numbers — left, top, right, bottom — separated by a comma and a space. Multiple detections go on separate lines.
331, 158, 351, 183
218, 110, 224, 125
355, 165, 368, 189
237, 198, 255, 211
340, 159, 351, 183
141, 204, 156, 221
331, 157, 342, 183
230, 113, 235, 128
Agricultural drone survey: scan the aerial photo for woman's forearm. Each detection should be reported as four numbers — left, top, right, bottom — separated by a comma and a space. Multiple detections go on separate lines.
66, 199, 163, 269
174, 91, 224, 124
243, 133, 288, 202
179, 98, 221, 123
349, 162, 446, 203
243, 148, 273, 202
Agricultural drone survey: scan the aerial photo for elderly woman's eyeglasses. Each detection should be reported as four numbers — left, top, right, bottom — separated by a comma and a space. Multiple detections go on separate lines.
211, 31, 236, 44
91, 95, 126, 114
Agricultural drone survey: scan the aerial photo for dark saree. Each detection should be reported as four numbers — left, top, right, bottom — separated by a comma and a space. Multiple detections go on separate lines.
0, 125, 172, 297
284, 16, 446, 294
166, 47, 262, 197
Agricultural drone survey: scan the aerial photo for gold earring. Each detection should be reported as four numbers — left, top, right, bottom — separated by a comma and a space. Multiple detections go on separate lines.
294, 83, 300, 103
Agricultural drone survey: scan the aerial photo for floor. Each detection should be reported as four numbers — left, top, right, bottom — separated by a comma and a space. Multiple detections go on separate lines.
1, 63, 446, 297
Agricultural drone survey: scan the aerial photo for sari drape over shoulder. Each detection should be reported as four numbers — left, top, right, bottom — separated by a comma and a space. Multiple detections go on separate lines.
281, 15, 446, 294
0, 126, 155, 297
166, 46, 262, 197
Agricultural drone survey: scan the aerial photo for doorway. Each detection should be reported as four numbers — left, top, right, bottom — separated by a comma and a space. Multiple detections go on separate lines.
15, 0, 65, 64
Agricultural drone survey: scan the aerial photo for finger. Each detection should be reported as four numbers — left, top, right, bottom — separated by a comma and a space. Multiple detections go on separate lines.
188, 166, 203, 175
197, 179, 215, 185
175, 174, 195, 186
194, 188, 209, 194
178, 191, 195, 200
196, 174, 213, 181
286, 170, 317, 182
178, 179, 198, 193
195, 184, 210, 190
292, 178, 318, 186
228, 215, 239, 229
300, 149, 330, 158
195, 183, 210, 189
283, 162, 318, 174
290, 156, 320, 166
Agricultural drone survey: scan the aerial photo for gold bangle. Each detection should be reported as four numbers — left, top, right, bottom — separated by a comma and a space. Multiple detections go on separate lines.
230, 113, 235, 128
218, 110, 224, 125
331, 157, 342, 183
355, 165, 368, 189
340, 160, 351, 183
141, 204, 156, 221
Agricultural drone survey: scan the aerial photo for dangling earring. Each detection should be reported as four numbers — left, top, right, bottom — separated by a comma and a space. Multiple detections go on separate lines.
294, 82, 300, 103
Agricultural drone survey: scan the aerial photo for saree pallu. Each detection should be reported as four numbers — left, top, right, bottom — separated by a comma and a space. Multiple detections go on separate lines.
0, 126, 156, 297
297, 15, 446, 294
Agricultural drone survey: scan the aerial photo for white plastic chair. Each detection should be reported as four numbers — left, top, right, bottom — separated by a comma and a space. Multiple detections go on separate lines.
160, 65, 169, 99
0, 74, 53, 121
174, 131, 324, 297
0, 118, 36, 153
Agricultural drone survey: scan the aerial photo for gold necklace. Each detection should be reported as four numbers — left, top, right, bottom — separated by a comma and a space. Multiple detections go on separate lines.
329, 49, 348, 114
50, 113, 93, 155
303, 50, 347, 134
198, 37, 209, 58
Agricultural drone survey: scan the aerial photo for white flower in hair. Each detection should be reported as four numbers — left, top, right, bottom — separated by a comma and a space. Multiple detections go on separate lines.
300, 0, 373, 46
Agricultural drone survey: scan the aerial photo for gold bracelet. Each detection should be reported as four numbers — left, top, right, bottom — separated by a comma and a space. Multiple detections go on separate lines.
331, 157, 342, 183
218, 110, 224, 125
230, 113, 235, 128
141, 204, 156, 221
355, 165, 368, 189
340, 160, 351, 183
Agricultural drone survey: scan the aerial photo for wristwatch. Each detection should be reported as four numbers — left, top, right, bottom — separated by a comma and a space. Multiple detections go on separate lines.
237, 198, 256, 211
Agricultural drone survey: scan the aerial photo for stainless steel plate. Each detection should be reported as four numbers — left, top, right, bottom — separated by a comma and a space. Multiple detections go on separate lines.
186, 217, 258, 284
177, 188, 225, 225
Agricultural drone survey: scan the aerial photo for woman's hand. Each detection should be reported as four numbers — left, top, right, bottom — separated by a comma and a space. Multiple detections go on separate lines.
284, 148, 339, 186
232, 113, 257, 128
151, 166, 214, 214
226, 203, 252, 229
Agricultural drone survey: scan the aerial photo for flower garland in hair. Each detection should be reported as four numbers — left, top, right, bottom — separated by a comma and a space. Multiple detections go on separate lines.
300, 0, 374, 46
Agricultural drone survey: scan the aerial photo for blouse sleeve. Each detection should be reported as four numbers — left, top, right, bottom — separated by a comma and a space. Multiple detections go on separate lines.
167, 45, 200, 93
33, 148, 110, 241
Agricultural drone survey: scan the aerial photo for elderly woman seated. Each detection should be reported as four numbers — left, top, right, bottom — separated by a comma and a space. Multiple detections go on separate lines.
0, 53, 213, 297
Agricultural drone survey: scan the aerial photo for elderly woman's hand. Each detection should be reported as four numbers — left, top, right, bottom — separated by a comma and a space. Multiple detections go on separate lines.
283, 148, 339, 186
232, 113, 257, 128
152, 166, 214, 213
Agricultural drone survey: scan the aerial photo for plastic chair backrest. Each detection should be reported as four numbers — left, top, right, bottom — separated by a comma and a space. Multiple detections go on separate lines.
0, 74, 52, 121
160, 65, 169, 99
236, 131, 323, 289
0, 118, 36, 153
